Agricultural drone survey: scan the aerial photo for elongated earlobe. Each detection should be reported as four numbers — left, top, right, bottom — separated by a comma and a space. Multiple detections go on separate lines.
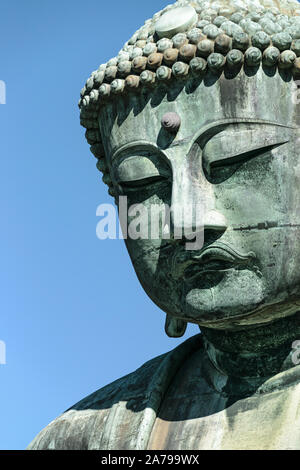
165, 314, 187, 338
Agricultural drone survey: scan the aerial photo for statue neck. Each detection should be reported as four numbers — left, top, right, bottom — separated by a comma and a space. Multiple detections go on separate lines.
200, 313, 300, 383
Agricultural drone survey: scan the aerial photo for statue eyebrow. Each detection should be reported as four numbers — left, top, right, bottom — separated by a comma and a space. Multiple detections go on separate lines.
163, 119, 297, 150
186, 118, 296, 153
111, 119, 297, 158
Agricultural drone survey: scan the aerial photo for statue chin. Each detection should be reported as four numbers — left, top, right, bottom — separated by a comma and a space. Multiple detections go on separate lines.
181, 268, 265, 324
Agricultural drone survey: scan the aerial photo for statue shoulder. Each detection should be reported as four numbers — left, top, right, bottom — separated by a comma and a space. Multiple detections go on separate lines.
27, 334, 202, 450
27, 353, 166, 450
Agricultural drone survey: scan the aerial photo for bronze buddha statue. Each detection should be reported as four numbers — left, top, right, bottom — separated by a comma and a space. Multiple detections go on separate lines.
29, 0, 300, 450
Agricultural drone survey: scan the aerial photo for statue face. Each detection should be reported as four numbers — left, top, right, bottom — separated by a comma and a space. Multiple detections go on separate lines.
99, 69, 300, 329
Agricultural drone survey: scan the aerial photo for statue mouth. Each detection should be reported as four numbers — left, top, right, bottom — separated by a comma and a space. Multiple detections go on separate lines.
184, 243, 256, 280
172, 242, 256, 281
192, 242, 256, 263
183, 259, 236, 281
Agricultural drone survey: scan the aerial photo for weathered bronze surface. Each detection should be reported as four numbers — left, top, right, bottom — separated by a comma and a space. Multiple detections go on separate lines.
29, 0, 300, 450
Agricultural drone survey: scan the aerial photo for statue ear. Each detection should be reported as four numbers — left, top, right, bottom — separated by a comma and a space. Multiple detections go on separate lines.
165, 314, 187, 338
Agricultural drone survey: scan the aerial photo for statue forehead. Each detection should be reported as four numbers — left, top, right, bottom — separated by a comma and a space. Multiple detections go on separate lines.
99, 69, 297, 156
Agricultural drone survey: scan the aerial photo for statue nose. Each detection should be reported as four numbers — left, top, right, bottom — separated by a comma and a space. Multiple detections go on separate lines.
170, 166, 228, 237
170, 207, 227, 243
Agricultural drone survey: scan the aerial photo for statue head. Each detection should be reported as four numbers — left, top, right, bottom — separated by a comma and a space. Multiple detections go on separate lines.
79, 0, 300, 336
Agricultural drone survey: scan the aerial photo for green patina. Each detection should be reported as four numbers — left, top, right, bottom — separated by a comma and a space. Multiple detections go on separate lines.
29, 0, 300, 450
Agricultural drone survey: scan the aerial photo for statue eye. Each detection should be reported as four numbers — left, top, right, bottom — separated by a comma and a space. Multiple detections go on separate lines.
119, 175, 168, 190
201, 124, 291, 182
206, 145, 279, 183
210, 144, 279, 169
114, 154, 171, 192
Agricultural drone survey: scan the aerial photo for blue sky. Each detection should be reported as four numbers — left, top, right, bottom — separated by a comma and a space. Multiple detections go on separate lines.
0, 0, 200, 450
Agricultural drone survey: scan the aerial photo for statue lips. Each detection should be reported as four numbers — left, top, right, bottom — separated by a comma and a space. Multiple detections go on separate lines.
181, 243, 256, 281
